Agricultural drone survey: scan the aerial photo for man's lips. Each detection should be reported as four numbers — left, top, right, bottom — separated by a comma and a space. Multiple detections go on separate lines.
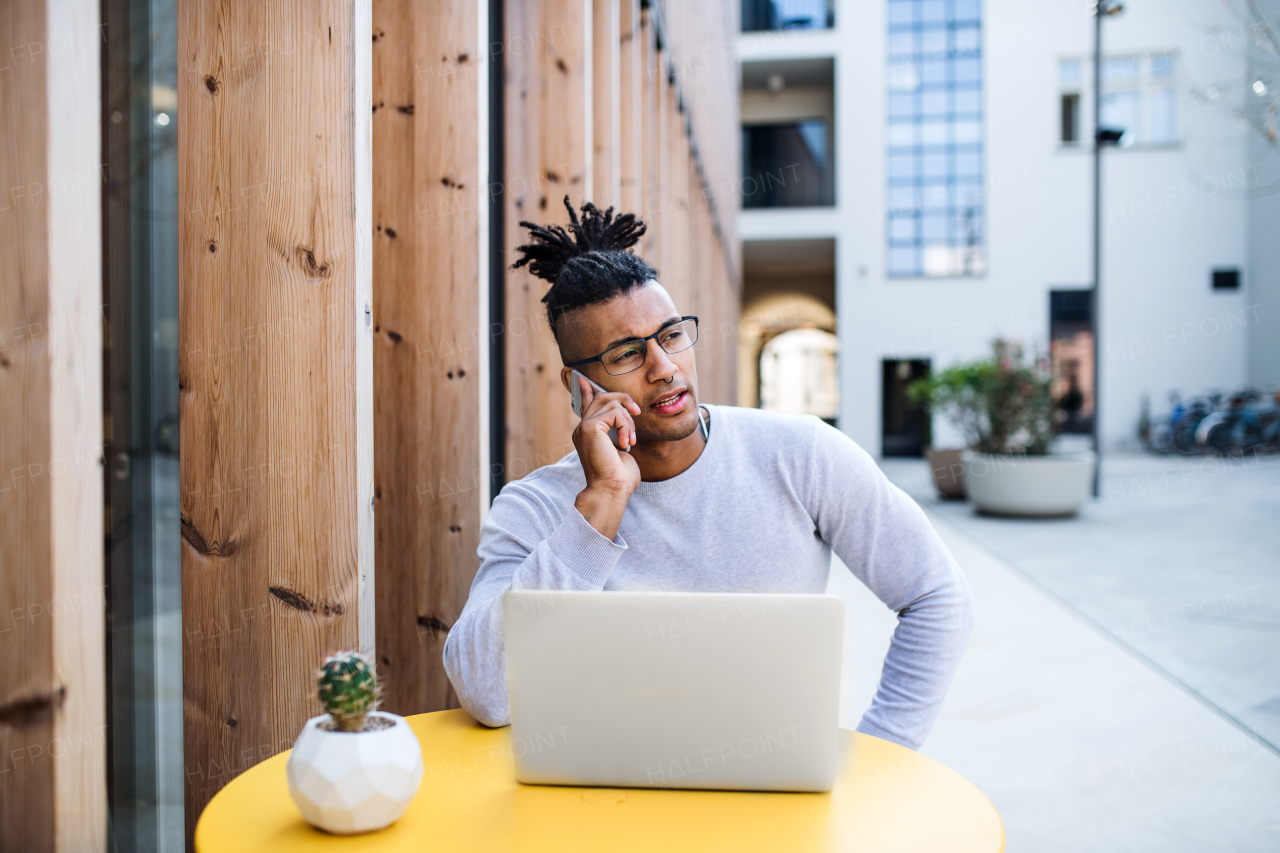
649, 388, 689, 413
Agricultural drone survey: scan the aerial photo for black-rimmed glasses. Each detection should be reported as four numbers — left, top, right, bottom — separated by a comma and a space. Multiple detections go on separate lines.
563, 316, 699, 376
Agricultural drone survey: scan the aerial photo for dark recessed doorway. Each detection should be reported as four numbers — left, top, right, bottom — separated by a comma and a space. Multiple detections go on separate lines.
882, 358, 930, 457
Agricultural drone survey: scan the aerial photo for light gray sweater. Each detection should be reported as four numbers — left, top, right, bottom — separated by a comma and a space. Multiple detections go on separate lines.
443, 404, 974, 750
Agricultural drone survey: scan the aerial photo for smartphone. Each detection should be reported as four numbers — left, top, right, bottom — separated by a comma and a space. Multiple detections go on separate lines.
569, 369, 628, 452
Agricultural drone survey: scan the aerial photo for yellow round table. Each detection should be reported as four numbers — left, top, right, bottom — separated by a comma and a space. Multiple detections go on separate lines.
196, 709, 1004, 852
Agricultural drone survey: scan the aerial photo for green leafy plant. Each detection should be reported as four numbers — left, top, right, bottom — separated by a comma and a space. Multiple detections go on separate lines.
907, 339, 1055, 455
317, 651, 380, 732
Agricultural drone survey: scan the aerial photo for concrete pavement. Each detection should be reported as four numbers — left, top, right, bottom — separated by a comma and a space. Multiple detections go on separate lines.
827, 451, 1280, 851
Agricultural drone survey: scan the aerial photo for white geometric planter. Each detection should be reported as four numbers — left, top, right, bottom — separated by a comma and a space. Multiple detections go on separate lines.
286, 711, 424, 835
961, 450, 1095, 517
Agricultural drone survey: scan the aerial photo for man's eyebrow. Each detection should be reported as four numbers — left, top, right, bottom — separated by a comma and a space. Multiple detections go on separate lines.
602, 316, 682, 351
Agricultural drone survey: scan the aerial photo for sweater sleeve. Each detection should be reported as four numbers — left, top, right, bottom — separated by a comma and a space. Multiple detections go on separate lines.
442, 482, 628, 727
805, 419, 974, 750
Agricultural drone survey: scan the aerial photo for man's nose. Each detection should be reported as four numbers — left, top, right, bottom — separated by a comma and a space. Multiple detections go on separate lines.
646, 338, 677, 383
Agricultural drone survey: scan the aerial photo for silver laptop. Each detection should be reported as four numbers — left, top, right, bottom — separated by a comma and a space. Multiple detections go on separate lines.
502, 590, 844, 792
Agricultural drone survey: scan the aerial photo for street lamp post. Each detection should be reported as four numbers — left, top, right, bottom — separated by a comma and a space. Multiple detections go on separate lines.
1091, 0, 1124, 497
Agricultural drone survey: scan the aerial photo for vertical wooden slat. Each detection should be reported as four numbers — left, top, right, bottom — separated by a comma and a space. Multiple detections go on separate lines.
653, 28, 670, 282
618, 0, 642, 215
504, 0, 592, 480
698, 156, 729, 403
0, 0, 106, 849
639, 10, 661, 267
356, 0, 376, 662
592, 0, 620, 208
371, 0, 486, 715
665, 92, 691, 316
177, 0, 373, 836
658, 59, 674, 292
693, 169, 714, 396
714, 173, 733, 403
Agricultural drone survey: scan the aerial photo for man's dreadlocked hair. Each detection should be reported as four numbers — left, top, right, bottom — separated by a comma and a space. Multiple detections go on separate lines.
512, 196, 657, 339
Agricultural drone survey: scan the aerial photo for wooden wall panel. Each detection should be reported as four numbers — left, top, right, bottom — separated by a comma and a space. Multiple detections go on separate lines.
657, 0, 740, 251
639, 9, 662, 269
665, 93, 691, 318
502, 0, 739, 479
371, 0, 486, 716
654, 32, 671, 285
177, 0, 373, 835
695, 159, 718, 400
504, 0, 592, 480
618, 0, 643, 214
592, 0, 620, 208
0, 1, 106, 849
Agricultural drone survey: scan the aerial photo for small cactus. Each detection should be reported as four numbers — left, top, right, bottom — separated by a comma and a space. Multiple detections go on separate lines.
317, 651, 380, 732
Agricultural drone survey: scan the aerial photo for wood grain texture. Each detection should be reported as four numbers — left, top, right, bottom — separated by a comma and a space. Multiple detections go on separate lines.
0, 0, 106, 849
654, 33, 671, 284
177, 0, 373, 838
638, 9, 660, 268
371, 0, 485, 716
503, 0, 592, 480
591, 0, 620, 208
618, 0, 643, 215
664, 86, 691, 319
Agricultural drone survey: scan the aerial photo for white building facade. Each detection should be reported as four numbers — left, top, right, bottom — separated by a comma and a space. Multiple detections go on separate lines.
740, 0, 1279, 455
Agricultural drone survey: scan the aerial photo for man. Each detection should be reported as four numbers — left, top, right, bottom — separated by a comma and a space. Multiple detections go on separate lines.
443, 198, 973, 750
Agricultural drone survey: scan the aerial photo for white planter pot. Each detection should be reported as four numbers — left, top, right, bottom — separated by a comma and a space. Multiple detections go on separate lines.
286, 711, 424, 835
961, 450, 1095, 518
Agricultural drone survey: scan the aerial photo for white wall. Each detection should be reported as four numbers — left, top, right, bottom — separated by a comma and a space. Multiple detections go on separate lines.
1084, 0, 1254, 443
1248, 136, 1280, 388
744, 0, 1262, 454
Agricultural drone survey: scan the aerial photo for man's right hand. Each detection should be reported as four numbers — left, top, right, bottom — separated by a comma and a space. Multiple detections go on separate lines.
572, 375, 641, 540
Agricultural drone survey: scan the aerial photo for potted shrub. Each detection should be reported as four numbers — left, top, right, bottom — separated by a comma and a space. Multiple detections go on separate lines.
906, 368, 976, 500
286, 651, 424, 835
908, 340, 1095, 517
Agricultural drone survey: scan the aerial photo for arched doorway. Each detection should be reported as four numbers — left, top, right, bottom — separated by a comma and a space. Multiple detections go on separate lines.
737, 291, 836, 408
759, 327, 840, 420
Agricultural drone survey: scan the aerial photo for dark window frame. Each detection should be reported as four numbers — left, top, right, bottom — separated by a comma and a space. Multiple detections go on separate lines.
741, 118, 836, 209
1061, 92, 1080, 144
741, 0, 835, 32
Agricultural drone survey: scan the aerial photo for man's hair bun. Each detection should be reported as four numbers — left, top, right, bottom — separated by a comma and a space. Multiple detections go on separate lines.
511, 196, 658, 340
512, 196, 646, 283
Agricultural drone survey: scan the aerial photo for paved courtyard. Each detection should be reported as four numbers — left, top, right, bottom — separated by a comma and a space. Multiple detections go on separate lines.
827, 451, 1280, 851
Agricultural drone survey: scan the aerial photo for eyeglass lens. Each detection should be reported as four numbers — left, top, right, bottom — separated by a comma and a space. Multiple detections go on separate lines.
601, 319, 699, 375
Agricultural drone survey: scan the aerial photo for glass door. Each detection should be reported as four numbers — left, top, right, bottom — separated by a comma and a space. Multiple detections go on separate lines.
102, 0, 183, 848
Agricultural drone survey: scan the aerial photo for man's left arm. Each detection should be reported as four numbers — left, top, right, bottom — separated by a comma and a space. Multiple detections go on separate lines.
804, 419, 975, 750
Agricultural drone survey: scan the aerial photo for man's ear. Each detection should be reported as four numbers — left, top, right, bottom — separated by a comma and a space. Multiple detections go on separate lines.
560, 366, 576, 394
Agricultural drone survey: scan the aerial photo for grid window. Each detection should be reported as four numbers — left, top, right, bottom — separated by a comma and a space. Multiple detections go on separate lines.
1060, 54, 1180, 148
886, 0, 986, 278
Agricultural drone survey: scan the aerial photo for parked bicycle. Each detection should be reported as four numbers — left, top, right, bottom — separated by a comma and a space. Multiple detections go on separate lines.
1172, 394, 1213, 455
1145, 387, 1280, 456
1196, 389, 1280, 455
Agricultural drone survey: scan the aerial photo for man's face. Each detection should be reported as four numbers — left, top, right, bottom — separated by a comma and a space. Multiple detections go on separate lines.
557, 282, 701, 444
